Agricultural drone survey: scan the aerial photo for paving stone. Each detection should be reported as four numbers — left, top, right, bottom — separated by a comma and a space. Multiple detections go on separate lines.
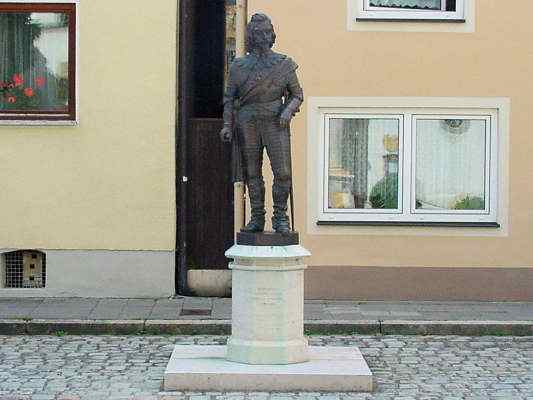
0, 298, 43, 319
31, 299, 99, 320
87, 299, 127, 320
0, 335, 532, 399
182, 297, 213, 310
117, 299, 156, 320
149, 299, 184, 320
211, 299, 231, 320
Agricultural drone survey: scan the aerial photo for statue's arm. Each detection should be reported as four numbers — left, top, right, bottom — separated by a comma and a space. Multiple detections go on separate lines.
221, 63, 239, 142
285, 68, 304, 115
280, 63, 304, 128
223, 64, 239, 129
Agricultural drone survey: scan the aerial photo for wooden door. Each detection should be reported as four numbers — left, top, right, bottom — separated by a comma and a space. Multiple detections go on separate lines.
177, 0, 233, 292
186, 118, 234, 269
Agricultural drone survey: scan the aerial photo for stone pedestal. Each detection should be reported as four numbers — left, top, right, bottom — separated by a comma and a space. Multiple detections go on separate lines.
164, 234, 373, 392
225, 243, 311, 365
164, 345, 373, 392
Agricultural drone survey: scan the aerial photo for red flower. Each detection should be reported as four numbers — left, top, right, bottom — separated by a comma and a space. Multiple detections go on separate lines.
0, 81, 5, 89
7, 96, 16, 103
35, 76, 46, 88
12, 73, 24, 87
24, 87, 34, 97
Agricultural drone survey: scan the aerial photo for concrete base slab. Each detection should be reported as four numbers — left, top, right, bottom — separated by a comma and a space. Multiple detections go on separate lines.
164, 345, 373, 392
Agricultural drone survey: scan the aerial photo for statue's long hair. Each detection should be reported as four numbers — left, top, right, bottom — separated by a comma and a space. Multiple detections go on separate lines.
245, 13, 276, 53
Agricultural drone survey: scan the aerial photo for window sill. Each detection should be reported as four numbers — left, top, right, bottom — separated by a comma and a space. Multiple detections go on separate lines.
356, 17, 466, 23
317, 221, 501, 228
0, 119, 78, 126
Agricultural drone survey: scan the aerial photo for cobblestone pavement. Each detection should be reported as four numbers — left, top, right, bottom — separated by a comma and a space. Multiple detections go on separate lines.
0, 335, 531, 400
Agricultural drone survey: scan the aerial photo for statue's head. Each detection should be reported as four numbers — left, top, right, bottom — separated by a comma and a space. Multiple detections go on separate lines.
246, 13, 276, 53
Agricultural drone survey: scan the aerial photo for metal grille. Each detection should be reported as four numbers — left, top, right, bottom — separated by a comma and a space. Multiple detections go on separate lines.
4, 250, 46, 288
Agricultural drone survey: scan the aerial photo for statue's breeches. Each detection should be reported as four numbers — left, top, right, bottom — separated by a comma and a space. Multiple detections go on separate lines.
237, 115, 292, 188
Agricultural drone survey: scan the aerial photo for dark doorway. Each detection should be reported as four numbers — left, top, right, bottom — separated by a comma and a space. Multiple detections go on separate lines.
177, 0, 235, 294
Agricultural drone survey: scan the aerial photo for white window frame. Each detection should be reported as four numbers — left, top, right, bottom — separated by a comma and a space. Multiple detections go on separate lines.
323, 113, 405, 217
315, 103, 501, 226
357, 0, 465, 21
0, 0, 79, 126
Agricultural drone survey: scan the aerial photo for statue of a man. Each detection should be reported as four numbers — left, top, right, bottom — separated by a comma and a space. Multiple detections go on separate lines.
220, 13, 304, 234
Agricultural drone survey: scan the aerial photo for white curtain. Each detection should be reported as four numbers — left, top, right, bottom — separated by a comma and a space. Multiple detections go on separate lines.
370, 0, 442, 9
416, 119, 486, 210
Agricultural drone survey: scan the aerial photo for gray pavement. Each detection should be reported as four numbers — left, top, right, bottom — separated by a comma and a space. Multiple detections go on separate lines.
0, 334, 532, 400
0, 297, 532, 336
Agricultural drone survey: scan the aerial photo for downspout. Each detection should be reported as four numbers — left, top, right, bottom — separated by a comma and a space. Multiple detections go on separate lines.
176, 0, 192, 295
234, 0, 247, 234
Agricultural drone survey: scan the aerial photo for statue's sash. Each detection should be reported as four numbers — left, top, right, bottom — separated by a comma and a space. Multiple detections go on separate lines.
239, 56, 295, 107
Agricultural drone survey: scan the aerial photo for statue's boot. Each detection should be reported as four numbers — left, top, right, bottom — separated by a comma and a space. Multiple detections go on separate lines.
242, 179, 266, 233
272, 183, 291, 234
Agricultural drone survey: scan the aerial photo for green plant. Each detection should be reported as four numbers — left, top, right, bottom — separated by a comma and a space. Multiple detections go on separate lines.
369, 173, 398, 209
453, 195, 485, 210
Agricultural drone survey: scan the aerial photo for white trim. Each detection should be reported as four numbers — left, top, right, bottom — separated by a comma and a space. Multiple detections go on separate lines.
0, 0, 80, 126
323, 113, 405, 218
307, 97, 510, 237
360, 0, 464, 20
410, 114, 495, 220
348, 0, 475, 33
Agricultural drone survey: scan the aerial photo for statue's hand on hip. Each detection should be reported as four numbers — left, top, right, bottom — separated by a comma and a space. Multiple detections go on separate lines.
220, 126, 233, 143
280, 109, 293, 129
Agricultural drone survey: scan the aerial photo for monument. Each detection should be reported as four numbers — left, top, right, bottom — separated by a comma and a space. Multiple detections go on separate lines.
164, 13, 373, 392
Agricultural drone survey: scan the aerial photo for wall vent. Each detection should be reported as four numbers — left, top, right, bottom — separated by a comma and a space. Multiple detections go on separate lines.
2, 250, 46, 288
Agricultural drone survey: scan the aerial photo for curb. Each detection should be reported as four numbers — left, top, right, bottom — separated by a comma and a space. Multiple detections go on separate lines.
0, 319, 531, 336
379, 320, 533, 336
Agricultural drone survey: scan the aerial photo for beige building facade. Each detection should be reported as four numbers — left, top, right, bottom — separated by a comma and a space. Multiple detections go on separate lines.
250, 0, 532, 300
0, 0, 531, 300
0, 0, 177, 297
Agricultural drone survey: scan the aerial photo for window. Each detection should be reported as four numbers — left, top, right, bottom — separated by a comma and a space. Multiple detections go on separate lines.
357, 0, 465, 21
0, 2, 77, 123
315, 104, 502, 226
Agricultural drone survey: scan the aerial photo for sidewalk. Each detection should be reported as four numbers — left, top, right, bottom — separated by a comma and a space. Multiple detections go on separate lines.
0, 297, 531, 336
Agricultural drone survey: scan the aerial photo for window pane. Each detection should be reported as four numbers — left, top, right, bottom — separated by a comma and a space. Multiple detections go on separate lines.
415, 119, 487, 211
0, 12, 69, 112
328, 118, 400, 210
369, 0, 444, 10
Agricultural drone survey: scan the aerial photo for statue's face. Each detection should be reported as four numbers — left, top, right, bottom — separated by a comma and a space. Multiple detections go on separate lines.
249, 21, 273, 50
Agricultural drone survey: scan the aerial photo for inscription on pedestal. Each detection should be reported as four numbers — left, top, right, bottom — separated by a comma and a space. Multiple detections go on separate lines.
250, 287, 285, 306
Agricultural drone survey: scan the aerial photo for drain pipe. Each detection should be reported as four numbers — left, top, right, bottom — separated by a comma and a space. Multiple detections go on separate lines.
234, 0, 248, 235
176, 0, 192, 296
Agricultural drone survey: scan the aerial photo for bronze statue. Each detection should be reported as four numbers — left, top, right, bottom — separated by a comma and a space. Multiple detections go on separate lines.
220, 13, 303, 234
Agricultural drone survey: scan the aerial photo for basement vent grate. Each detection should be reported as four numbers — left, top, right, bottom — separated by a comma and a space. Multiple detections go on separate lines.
4, 250, 46, 288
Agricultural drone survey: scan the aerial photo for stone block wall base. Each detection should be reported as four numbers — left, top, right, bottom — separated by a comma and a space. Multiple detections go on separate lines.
164, 345, 373, 392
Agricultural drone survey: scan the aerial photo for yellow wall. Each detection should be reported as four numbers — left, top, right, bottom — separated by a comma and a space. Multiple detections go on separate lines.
0, 0, 177, 251
249, 0, 533, 268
